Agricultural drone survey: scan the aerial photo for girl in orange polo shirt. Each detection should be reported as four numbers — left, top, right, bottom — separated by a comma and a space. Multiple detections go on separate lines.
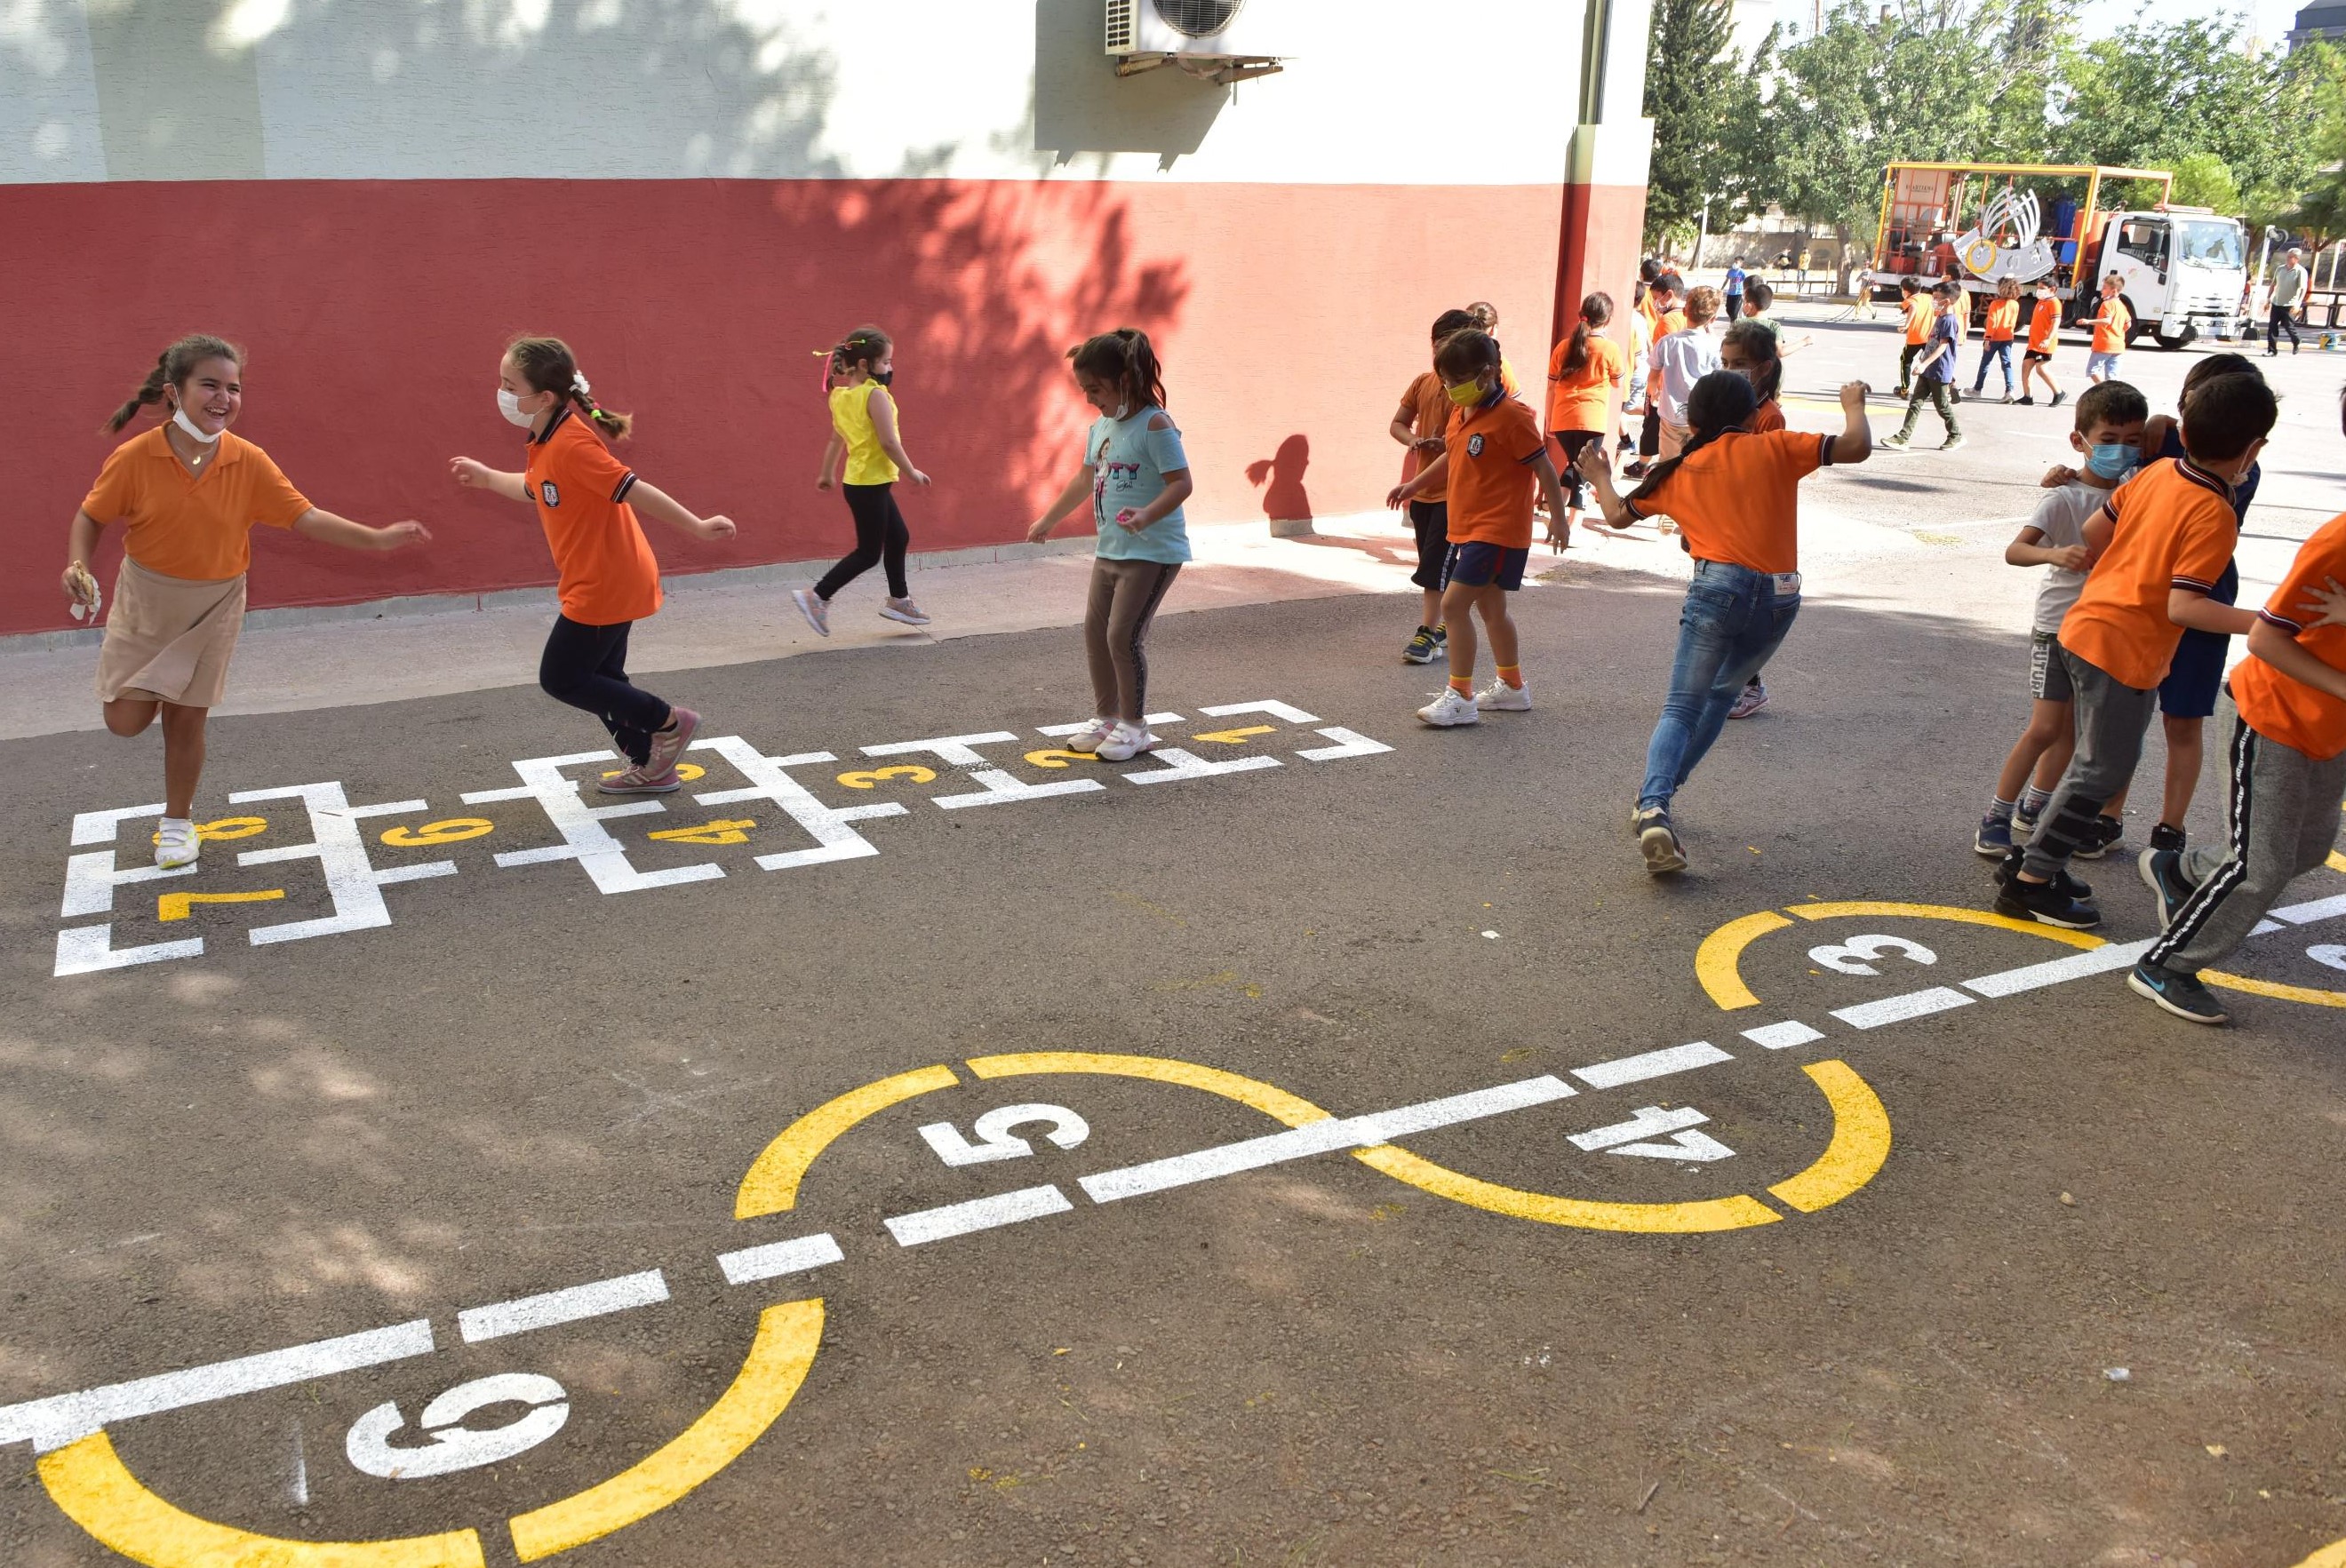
60, 333, 430, 869
1971, 278, 2022, 402
1544, 292, 1625, 544
450, 337, 737, 793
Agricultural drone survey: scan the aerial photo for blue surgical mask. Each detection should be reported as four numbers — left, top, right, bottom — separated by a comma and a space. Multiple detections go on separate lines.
2086, 442, 2140, 479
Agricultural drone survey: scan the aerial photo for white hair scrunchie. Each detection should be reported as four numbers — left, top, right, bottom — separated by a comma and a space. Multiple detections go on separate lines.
571, 370, 592, 396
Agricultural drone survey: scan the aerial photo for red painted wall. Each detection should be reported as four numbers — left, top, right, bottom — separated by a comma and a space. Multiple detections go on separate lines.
2, 179, 1562, 635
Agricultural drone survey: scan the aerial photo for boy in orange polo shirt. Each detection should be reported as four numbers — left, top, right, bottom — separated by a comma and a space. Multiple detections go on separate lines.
2131, 499, 2346, 1023
1995, 373, 2277, 928
1385, 329, 1567, 727
1391, 308, 1480, 664
1895, 278, 1931, 396
2016, 280, 2065, 407
2087, 273, 2130, 385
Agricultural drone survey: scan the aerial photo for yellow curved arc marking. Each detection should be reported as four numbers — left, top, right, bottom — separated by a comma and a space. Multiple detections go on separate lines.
1768, 1061, 1892, 1212
507, 1299, 823, 1563
2329, 849, 2346, 875
1784, 901, 2107, 950
2202, 970, 2346, 1008
2289, 1536, 2346, 1567
735, 1066, 960, 1220
1351, 1145, 1781, 1232
966, 1050, 1336, 1126
1696, 911, 1794, 1009
39, 1429, 484, 1567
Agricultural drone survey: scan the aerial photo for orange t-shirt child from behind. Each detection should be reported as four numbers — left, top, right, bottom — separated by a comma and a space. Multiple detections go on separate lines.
1984, 298, 2020, 341
525, 407, 663, 625
2092, 291, 2132, 354
1546, 333, 1626, 436
2058, 457, 2237, 690
2230, 512, 2346, 761
1621, 430, 1836, 575
1398, 371, 1453, 501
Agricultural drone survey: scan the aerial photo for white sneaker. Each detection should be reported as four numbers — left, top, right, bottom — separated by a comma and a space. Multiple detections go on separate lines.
879, 596, 930, 626
1094, 722, 1161, 761
790, 587, 831, 637
1064, 717, 1117, 753
155, 817, 199, 869
1416, 688, 1481, 727
1475, 678, 1531, 712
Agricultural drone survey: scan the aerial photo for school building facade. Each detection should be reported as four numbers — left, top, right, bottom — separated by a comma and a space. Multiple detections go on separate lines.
1, 1, 1631, 636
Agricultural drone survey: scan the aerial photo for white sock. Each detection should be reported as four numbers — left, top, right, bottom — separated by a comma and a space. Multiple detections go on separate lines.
160, 816, 192, 832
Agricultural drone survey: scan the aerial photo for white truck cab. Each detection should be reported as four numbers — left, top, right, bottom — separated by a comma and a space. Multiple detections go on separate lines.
2090, 210, 2250, 349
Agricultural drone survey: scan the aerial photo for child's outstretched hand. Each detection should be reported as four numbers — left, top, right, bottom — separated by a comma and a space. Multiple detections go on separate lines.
376, 521, 433, 550
1839, 380, 1871, 410
2299, 575, 2346, 629
1384, 483, 1412, 510
449, 457, 496, 489
907, 468, 932, 487
2046, 544, 2090, 572
698, 514, 738, 542
1573, 442, 1610, 483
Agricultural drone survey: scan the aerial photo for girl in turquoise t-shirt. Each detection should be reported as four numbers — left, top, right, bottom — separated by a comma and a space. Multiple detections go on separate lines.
1027, 329, 1193, 762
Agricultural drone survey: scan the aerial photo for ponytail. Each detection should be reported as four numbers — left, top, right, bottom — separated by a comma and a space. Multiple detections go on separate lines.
1560, 291, 1613, 378
821, 324, 893, 394
1626, 370, 1757, 506
105, 333, 242, 434
507, 335, 633, 440
1067, 328, 1168, 411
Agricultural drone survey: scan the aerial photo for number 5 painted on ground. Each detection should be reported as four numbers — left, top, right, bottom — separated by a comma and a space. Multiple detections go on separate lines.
1807, 934, 1937, 976
918, 1102, 1090, 1166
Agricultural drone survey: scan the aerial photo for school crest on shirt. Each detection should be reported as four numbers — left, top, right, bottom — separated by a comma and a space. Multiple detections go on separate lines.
1467, 434, 1485, 458
539, 481, 561, 506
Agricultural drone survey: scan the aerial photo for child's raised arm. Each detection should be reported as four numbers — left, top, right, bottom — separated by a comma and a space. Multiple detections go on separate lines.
449, 458, 531, 504
1026, 462, 1097, 543
2246, 616, 2346, 702
291, 508, 432, 553
626, 480, 738, 542
1828, 381, 1872, 465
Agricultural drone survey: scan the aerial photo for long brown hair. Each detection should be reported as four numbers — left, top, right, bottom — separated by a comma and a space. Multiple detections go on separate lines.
507, 336, 634, 440
1560, 291, 1613, 377
106, 333, 243, 434
1067, 328, 1168, 411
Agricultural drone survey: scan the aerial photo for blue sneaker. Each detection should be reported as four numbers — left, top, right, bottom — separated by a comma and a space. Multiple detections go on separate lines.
1974, 811, 2014, 856
2137, 848, 2198, 929
2127, 959, 2229, 1025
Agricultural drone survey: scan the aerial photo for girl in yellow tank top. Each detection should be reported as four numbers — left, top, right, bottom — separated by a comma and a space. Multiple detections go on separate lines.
793, 324, 934, 635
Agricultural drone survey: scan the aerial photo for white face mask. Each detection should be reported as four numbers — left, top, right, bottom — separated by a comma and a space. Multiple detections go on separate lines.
170, 404, 222, 445
1110, 400, 1133, 421
498, 388, 538, 427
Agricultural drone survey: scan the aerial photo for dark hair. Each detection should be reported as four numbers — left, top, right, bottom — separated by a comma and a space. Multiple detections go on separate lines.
1683, 286, 1721, 327
1067, 328, 1168, 411
1632, 279, 1649, 307
107, 333, 243, 434
1626, 370, 1757, 505
825, 324, 892, 391
1432, 328, 1503, 385
1899, 276, 1920, 295
1932, 280, 1961, 300
1655, 272, 1685, 298
1560, 292, 1614, 377
507, 336, 633, 440
1640, 258, 1663, 284
1467, 300, 1498, 332
2071, 379, 2148, 434
2179, 373, 2278, 463
2180, 352, 2258, 402
1744, 279, 1774, 313
1720, 319, 1782, 407
1431, 307, 1477, 342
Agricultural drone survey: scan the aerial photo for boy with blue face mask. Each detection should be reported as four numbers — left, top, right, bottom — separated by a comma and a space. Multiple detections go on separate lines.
1975, 381, 2150, 856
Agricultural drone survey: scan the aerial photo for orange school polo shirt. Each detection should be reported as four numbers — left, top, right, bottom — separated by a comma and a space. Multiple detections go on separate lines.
1984, 298, 2019, 341
1442, 394, 1545, 549
1398, 371, 1452, 502
1903, 295, 1934, 345
2230, 511, 2346, 760
2092, 297, 2131, 353
1750, 397, 1787, 434
1546, 333, 1625, 435
2027, 298, 2059, 353
78, 426, 311, 582
2059, 458, 2237, 690
525, 407, 664, 625
1622, 429, 1833, 574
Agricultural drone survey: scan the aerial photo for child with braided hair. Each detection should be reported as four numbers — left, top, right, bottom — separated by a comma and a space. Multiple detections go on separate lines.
449, 335, 736, 792
793, 323, 933, 636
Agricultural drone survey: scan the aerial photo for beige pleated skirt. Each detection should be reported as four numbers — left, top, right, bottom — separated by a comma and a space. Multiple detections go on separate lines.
95, 556, 248, 708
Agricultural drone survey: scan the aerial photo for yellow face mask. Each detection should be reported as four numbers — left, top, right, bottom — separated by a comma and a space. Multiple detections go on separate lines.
1445, 378, 1487, 408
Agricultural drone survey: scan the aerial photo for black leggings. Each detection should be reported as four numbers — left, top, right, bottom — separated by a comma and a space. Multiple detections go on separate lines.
816, 482, 910, 601
539, 616, 671, 766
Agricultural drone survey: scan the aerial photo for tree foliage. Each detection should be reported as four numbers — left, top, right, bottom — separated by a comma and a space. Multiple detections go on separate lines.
1641, 0, 1769, 248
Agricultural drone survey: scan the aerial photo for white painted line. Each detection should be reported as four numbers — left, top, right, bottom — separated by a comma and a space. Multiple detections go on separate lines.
1831, 987, 1975, 1030
1295, 727, 1393, 761
1077, 1076, 1576, 1205
0, 1320, 435, 1453
1741, 1020, 1825, 1049
457, 1270, 669, 1344
1038, 713, 1182, 736
884, 1185, 1073, 1246
1199, 700, 1320, 724
1569, 1104, 1709, 1151
2268, 892, 2346, 927
1961, 939, 2152, 999
715, 1233, 844, 1285
1572, 1041, 1732, 1089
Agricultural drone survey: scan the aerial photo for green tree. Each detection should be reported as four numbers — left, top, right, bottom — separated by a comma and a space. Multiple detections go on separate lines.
2164, 152, 2241, 214
1642, 0, 1769, 250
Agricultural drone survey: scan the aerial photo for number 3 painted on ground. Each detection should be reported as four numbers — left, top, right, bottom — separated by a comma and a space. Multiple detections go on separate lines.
1807, 934, 1937, 976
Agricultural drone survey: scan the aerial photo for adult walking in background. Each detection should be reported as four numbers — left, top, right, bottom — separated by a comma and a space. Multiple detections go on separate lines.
2269, 247, 2309, 358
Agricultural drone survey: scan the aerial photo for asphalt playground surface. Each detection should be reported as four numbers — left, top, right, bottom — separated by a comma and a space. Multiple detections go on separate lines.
6, 484, 2346, 1568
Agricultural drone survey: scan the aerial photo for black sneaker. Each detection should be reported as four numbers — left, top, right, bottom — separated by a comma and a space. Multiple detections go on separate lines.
2148, 822, 2186, 853
1993, 848, 2091, 900
1402, 626, 1441, 665
2137, 847, 2197, 928
2050, 390, 2069, 409
2016, 395, 2037, 406
1993, 872, 2102, 929
2127, 959, 2229, 1024
1633, 806, 1688, 876
2071, 814, 2123, 859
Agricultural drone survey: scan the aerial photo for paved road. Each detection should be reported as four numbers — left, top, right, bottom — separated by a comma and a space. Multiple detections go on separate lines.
4, 539, 2345, 1566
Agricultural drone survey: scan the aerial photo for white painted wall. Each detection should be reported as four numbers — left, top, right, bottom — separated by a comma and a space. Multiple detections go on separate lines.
0, 0, 1576, 184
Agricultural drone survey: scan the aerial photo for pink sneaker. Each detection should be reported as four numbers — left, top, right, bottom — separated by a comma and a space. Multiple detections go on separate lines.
599, 762, 681, 794
646, 707, 699, 776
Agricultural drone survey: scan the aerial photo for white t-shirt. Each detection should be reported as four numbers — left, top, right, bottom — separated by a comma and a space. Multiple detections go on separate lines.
1650, 326, 1721, 428
2028, 481, 2108, 635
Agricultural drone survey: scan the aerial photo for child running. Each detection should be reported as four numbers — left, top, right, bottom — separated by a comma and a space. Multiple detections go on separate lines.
1719, 319, 1789, 720
1879, 281, 1964, 452
2018, 279, 2065, 407
1972, 380, 2149, 857
1025, 329, 1193, 761
1992, 373, 2277, 928
1895, 278, 1931, 397
1545, 292, 1625, 545
794, 324, 931, 635
1385, 328, 1567, 727
62, 334, 431, 867
1579, 371, 1874, 872
1391, 308, 1480, 663
450, 336, 736, 792
1970, 278, 2022, 402
2087, 274, 2130, 385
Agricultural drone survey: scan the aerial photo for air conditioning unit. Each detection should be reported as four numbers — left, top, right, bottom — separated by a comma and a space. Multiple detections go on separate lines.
1105, 0, 1291, 83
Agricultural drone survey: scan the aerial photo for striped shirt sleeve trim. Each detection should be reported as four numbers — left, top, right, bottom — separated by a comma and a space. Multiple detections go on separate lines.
611, 472, 638, 504
1815, 433, 1837, 467
2258, 607, 2307, 633
2171, 576, 2216, 591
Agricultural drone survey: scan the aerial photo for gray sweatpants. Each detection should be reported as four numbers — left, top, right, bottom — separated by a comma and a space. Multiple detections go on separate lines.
2147, 693, 2346, 973
2021, 648, 2159, 880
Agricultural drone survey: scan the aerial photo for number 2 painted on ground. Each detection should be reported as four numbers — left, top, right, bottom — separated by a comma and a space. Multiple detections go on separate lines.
918, 1102, 1091, 1166
1807, 934, 1938, 976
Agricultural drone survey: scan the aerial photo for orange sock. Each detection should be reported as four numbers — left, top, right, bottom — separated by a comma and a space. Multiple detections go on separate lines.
1497, 665, 1523, 688
1448, 674, 1474, 696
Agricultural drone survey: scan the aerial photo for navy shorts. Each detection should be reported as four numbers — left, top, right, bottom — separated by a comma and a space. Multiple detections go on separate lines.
1407, 500, 1449, 590
1443, 541, 1529, 591
2158, 627, 2229, 719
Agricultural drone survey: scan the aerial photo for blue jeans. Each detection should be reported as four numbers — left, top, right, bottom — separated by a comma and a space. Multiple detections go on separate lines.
1640, 561, 1803, 809
1971, 338, 2013, 394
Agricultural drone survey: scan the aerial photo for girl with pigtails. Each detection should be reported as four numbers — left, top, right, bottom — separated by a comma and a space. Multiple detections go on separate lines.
61, 333, 431, 869
1027, 328, 1193, 762
450, 336, 737, 793
793, 324, 932, 636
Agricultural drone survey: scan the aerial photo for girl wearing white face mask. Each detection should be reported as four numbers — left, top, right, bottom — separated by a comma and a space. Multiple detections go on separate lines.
61, 333, 431, 869
450, 336, 737, 792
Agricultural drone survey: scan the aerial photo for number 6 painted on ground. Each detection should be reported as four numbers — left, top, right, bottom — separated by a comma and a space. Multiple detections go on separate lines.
918, 1102, 1090, 1166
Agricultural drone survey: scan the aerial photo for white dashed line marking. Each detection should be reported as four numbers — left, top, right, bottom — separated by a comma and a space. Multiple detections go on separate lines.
1830, 987, 1975, 1029
715, 1234, 845, 1285
1741, 1021, 1826, 1049
1960, 939, 2151, 999
885, 1185, 1074, 1246
1572, 1041, 1734, 1088
458, 1269, 670, 1344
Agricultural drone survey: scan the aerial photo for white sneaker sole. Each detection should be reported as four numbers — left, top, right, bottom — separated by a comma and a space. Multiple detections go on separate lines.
878, 606, 930, 626
791, 590, 830, 637
1640, 826, 1687, 875
1476, 692, 1531, 712
1417, 706, 1480, 727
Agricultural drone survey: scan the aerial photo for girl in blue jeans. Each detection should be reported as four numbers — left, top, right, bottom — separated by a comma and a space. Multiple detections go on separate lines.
1579, 370, 1874, 874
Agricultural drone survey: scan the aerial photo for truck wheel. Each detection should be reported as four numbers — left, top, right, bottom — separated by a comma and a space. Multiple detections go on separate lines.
2153, 330, 2195, 351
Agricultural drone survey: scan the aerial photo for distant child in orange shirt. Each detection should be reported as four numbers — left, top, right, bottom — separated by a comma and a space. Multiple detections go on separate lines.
2087, 274, 2131, 385
1386, 329, 1567, 728
1895, 277, 1931, 396
1971, 277, 2023, 402
1390, 307, 1480, 664
2017, 279, 2065, 407
1579, 371, 1875, 874
1545, 291, 1626, 545
451, 336, 738, 793
1993, 373, 2277, 929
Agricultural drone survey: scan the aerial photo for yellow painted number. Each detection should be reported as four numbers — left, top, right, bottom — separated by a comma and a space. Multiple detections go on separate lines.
1192, 725, 1274, 744
647, 818, 757, 846
836, 766, 938, 790
158, 890, 285, 922
381, 818, 496, 848
1023, 750, 1104, 769
152, 816, 267, 846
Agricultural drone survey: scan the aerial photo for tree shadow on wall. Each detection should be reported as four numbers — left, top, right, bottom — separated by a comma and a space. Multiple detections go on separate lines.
1031, 0, 1230, 171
